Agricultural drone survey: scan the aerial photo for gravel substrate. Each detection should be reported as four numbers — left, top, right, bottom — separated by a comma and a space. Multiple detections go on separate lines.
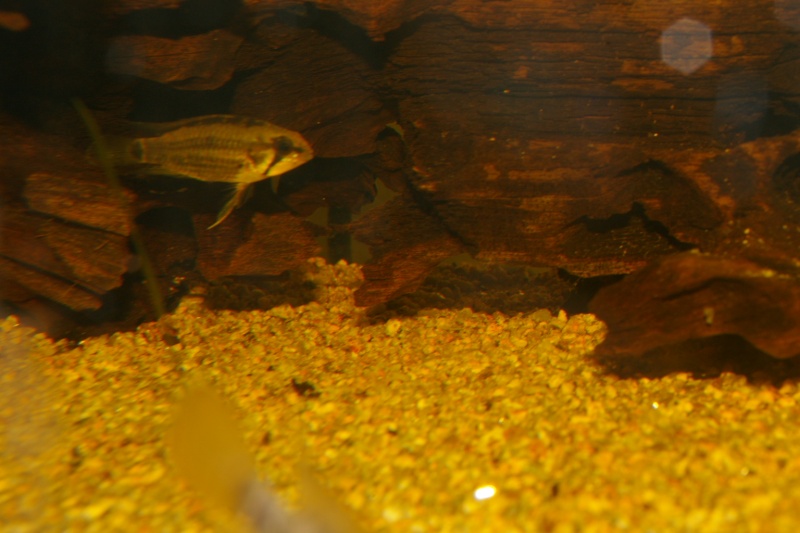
2, 258, 800, 532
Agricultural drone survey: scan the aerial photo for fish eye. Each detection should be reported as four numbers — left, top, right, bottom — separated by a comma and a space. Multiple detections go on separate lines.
274, 136, 296, 157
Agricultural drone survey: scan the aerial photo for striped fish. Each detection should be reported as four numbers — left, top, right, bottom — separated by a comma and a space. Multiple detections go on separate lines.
104, 114, 314, 228
170, 386, 363, 533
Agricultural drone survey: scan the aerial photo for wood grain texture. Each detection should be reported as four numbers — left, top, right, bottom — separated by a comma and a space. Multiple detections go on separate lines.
0, 118, 132, 312
107, 30, 243, 90
591, 252, 800, 360
194, 211, 322, 279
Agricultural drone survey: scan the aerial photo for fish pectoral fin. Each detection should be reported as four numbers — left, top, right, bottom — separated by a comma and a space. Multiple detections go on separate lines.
207, 183, 253, 229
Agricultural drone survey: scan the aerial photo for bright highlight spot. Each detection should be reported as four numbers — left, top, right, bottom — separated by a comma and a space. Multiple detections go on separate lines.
474, 485, 497, 501
660, 18, 712, 75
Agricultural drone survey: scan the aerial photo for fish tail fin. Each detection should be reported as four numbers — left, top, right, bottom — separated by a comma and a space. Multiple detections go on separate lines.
208, 183, 253, 229
87, 136, 139, 167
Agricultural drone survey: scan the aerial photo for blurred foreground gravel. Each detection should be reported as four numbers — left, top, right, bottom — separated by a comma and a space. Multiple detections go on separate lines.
2, 259, 800, 532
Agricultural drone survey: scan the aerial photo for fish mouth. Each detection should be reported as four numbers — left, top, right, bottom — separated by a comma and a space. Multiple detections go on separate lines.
266, 138, 314, 177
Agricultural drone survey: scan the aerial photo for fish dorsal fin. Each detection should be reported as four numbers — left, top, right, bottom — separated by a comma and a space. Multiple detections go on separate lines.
128, 115, 239, 137
128, 115, 280, 137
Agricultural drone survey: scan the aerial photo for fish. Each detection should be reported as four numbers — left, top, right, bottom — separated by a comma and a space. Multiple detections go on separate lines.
170, 385, 363, 533
100, 114, 314, 228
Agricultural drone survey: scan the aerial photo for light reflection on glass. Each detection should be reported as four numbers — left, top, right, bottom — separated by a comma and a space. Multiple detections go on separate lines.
660, 18, 713, 75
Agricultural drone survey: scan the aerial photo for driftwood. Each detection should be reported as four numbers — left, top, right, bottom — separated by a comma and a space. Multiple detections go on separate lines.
591, 253, 800, 361
194, 211, 322, 279
0, 118, 132, 314
590, 130, 800, 360
4, 0, 800, 359
107, 30, 244, 90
